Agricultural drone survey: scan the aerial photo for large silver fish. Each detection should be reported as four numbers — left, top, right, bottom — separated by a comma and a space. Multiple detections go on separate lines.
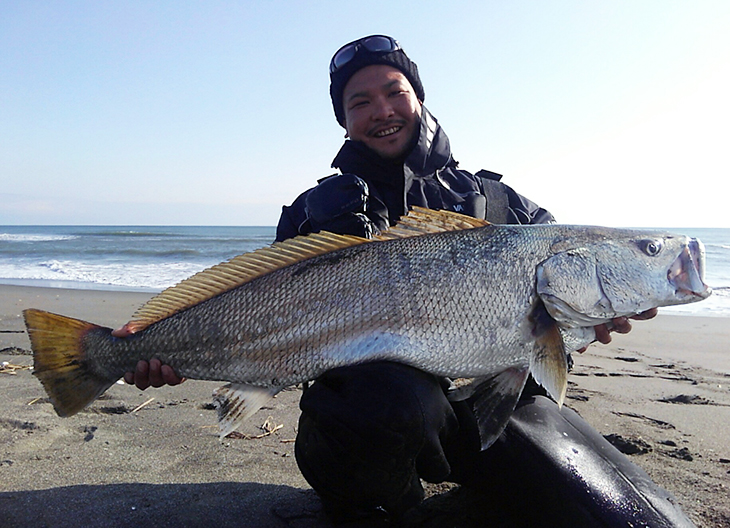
23, 208, 710, 448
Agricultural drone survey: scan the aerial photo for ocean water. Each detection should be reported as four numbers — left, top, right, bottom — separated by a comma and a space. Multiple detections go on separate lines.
1, 225, 728, 317
0, 226, 275, 292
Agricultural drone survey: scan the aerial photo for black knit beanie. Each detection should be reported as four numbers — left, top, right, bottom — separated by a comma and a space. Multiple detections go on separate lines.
330, 38, 425, 128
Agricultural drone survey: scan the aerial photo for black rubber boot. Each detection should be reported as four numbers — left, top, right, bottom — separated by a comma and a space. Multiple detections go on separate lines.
445, 394, 696, 527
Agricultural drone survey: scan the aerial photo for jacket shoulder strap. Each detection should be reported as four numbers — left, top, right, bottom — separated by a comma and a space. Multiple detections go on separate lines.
475, 170, 510, 224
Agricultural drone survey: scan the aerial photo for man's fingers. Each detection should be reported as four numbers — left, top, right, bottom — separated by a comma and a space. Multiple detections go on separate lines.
111, 323, 134, 338
594, 324, 612, 344
583, 308, 657, 352
134, 360, 151, 391
612, 317, 632, 334
148, 358, 165, 388
125, 360, 183, 389
161, 365, 185, 386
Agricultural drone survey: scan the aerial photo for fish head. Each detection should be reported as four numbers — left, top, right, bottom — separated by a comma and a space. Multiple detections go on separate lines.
536, 231, 711, 327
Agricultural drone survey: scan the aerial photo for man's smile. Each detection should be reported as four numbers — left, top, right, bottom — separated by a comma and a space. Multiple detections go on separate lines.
371, 125, 404, 138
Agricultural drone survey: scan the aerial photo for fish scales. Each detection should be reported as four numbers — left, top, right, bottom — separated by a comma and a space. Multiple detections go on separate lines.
87, 225, 541, 386
23, 209, 710, 444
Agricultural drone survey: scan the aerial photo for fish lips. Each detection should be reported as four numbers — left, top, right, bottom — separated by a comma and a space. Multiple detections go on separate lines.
669, 238, 712, 300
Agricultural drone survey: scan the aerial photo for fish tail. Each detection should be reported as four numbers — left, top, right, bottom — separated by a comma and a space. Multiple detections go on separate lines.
23, 308, 116, 417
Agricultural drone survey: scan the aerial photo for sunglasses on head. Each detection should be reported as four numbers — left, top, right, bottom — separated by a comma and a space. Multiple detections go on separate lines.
329, 35, 401, 74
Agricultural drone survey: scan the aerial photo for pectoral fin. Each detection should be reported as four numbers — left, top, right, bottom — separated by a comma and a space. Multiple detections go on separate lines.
530, 319, 569, 407
212, 383, 281, 439
462, 367, 530, 450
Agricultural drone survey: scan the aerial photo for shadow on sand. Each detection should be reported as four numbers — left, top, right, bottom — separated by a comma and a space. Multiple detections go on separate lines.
0, 482, 327, 528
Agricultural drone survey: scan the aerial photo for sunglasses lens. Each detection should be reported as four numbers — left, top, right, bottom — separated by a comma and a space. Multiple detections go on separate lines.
360, 36, 398, 53
331, 46, 357, 72
330, 36, 400, 73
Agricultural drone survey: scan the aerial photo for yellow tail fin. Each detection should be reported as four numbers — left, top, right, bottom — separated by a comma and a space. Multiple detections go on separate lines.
23, 309, 115, 417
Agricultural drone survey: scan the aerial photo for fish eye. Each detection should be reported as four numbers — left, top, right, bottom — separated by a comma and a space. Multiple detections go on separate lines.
640, 239, 663, 257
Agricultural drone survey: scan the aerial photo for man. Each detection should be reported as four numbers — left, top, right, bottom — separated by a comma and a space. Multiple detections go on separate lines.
275, 36, 554, 240
123, 36, 693, 526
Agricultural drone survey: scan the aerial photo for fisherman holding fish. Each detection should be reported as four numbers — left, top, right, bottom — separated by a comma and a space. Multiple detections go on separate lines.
114, 36, 698, 526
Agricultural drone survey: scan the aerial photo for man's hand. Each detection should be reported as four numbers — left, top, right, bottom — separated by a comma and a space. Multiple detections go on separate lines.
305, 173, 369, 224
123, 359, 185, 390
304, 173, 386, 237
112, 325, 185, 390
579, 308, 658, 352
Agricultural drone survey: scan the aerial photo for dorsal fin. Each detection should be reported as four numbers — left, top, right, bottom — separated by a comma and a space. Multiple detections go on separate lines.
374, 207, 489, 241
125, 207, 489, 333
124, 231, 370, 333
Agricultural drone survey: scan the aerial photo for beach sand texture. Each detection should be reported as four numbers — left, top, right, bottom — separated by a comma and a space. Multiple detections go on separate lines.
1, 284, 728, 527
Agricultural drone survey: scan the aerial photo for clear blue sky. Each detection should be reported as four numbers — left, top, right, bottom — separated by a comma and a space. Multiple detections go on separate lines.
2, 1, 728, 227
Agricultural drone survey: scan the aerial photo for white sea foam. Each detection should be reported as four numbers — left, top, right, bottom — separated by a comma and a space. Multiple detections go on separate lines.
0, 259, 208, 291
0, 233, 79, 242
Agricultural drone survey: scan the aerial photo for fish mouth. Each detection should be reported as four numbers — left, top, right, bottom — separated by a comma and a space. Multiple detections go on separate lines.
668, 238, 711, 299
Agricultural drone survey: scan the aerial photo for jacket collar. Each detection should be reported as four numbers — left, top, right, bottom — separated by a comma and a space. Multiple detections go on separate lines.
404, 106, 454, 175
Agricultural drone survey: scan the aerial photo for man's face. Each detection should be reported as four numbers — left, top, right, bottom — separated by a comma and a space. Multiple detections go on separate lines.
342, 65, 422, 160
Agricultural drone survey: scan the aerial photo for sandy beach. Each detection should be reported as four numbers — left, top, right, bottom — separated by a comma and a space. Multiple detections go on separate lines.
1, 284, 728, 527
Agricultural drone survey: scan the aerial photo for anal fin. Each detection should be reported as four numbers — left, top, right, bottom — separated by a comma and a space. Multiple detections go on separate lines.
212, 383, 281, 440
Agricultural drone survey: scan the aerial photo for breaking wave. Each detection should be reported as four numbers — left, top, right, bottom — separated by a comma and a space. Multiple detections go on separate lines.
0, 259, 208, 291
0, 233, 79, 242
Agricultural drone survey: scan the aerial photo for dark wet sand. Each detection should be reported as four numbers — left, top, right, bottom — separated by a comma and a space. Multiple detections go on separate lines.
1, 284, 728, 527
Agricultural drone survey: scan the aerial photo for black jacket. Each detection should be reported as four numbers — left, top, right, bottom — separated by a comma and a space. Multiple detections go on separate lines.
276, 106, 554, 242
